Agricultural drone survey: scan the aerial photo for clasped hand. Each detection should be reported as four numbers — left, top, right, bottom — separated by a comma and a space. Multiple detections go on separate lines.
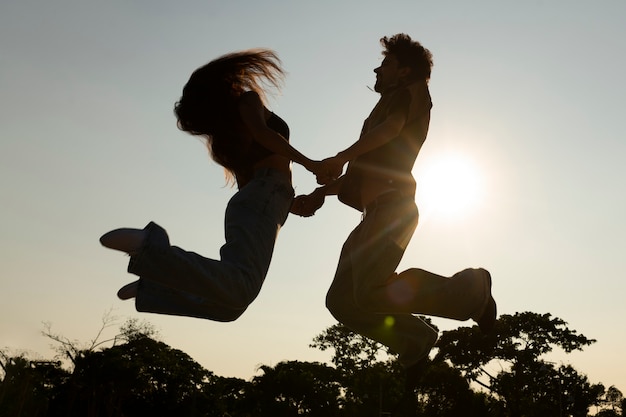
311, 155, 344, 185
291, 189, 325, 217
292, 155, 345, 217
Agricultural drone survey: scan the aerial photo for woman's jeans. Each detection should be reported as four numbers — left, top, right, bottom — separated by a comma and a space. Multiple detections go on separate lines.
129, 168, 294, 322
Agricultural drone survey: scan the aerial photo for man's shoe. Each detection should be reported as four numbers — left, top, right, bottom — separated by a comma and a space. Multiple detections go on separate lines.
474, 269, 497, 334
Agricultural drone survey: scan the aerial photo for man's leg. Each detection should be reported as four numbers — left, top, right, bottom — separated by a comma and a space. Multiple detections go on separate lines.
350, 197, 496, 332
365, 268, 494, 323
326, 204, 437, 367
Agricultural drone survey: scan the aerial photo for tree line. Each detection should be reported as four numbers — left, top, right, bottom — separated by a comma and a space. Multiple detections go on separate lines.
0, 311, 624, 417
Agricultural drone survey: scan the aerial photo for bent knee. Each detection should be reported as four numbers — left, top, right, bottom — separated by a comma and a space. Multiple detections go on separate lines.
224, 275, 262, 311
326, 289, 354, 321
353, 286, 379, 311
326, 287, 377, 318
325, 291, 340, 316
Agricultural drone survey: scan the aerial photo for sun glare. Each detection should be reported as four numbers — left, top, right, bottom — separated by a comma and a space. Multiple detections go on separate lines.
416, 153, 485, 219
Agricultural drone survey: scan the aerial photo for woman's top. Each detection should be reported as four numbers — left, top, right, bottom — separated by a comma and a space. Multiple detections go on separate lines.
247, 112, 290, 164
237, 112, 290, 186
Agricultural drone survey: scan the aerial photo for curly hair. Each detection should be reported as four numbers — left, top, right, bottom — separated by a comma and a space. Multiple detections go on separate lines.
380, 34, 433, 82
174, 49, 284, 181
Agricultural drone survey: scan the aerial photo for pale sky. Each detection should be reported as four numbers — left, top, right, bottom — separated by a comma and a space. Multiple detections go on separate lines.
1, 0, 625, 393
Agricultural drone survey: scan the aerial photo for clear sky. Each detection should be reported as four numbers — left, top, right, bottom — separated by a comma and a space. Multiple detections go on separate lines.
1, 0, 625, 393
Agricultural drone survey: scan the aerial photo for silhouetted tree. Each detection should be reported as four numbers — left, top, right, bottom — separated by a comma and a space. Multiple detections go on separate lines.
41, 309, 130, 369
597, 385, 625, 416
204, 375, 255, 417
0, 352, 67, 417
50, 333, 216, 417
310, 322, 487, 416
311, 323, 392, 371
3, 312, 621, 417
253, 360, 341, 416
435, 311, 603, 417
311, 323, 404, 415
410, 359, 491, 417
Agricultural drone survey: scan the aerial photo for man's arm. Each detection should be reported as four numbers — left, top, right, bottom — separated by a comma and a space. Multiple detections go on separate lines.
337, 111, 407, 162
291, 177, 343, 217
318, 91, 410, 183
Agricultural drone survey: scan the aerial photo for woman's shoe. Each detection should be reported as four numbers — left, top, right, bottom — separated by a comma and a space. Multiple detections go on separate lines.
99, 228, 145, 255
117, 281, 139, 300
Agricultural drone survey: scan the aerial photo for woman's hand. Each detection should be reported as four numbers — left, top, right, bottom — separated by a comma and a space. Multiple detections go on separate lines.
290, 189, 326, 217
310, 155, 345, 185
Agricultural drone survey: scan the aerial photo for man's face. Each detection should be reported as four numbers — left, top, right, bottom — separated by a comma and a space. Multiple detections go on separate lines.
373, 54, 406, 93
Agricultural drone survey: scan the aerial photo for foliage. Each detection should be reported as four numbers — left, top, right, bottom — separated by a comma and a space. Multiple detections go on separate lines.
598, 386, 625, 416
436, 311, 604, 416
0, 311, 622, 417
310, 323, 392, 371
412, 360, 490, 417
253, 360, 341, 416
435, 312, 596, 385
203, 376, 255, 417
0, 353, 68, 417
2, 318, 215, 417
40, 309, 123, 367
54, 336, 215, 416
308, 321, 487, 416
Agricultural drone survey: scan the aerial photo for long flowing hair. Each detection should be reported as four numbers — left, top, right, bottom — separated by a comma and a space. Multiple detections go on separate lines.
174, 49, 284, 183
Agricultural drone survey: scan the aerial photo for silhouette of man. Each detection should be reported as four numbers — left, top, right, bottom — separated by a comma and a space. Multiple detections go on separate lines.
292, 33, 496, 393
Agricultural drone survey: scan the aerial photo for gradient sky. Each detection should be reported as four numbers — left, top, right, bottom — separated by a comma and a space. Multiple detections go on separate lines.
1, 0, 625, 394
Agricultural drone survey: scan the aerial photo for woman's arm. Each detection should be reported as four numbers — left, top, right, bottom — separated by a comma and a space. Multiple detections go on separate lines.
238, 91, 320, 173
290, 177, 343, 216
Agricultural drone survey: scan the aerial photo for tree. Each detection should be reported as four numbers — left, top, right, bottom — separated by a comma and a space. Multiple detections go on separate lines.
41, 311, 159, 369
0, 352, 68, 417
3, 311, 620, 417
311, 323, 393, 371
435, 311, 603, 417
253, 360, 342, 417
41, 310, 121, 368
204, 376, 255, 417
50, 332, 216, 417
311, 323, 405, 415
37, 315, 220, 416
597, 386, 625, 417
310, 322, 486, 417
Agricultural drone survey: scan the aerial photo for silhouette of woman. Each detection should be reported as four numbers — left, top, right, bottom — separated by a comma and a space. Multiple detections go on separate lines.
100, 49, 320, 322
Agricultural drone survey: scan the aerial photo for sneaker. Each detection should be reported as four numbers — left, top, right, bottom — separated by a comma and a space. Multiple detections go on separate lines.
474, 268, 497, 334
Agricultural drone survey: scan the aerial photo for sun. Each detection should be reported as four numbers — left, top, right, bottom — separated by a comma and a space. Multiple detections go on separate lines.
415, 152, 485, 219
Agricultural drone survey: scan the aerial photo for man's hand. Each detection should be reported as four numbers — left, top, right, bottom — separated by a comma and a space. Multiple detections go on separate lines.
315, 155, 346, 185
290, 189, 326, 217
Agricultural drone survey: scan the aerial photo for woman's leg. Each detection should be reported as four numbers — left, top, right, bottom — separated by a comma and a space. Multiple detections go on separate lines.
102, 172, 293, 321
